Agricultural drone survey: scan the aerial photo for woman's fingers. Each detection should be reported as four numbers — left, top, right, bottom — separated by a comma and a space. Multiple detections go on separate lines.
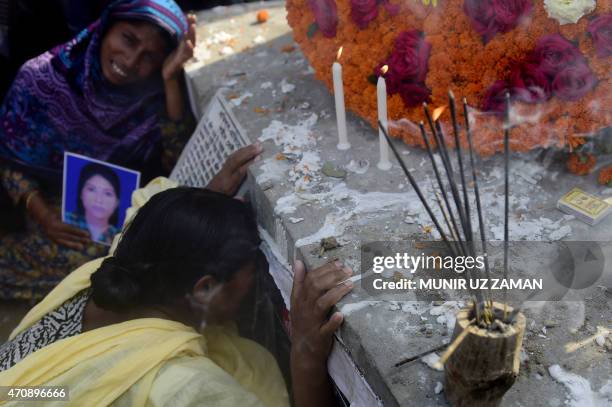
314, 281, 352, 319
56, 229, 87, 244
231, 144, 263, 169
58, 223, 90, 241
319, 312, 344, 337
187, 16, 197, 44
308, 261, 352, 295
57, 239, 84, 251
291, 260, 307, 307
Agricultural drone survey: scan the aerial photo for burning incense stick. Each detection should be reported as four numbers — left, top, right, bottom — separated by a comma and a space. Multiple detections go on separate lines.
448, 91, 473, 251
434, 120, 469, 241
378, 121, 453, 252
419, 122, 465, 255
435, 191, 459, 242
503, 92, 511, 320
463, 98, 493, 307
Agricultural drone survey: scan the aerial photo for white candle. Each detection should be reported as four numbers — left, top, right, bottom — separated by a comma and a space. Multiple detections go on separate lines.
333, 49, 350, 150
377, 73, 392, 170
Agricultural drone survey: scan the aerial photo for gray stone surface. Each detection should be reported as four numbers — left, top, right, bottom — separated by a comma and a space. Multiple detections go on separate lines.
186, 3, 611, 406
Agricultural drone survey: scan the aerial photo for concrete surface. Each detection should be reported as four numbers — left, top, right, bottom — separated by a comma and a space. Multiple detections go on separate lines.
187, 3, 611, 406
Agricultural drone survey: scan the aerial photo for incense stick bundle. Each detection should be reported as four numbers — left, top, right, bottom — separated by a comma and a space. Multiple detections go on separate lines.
378, 121, 453, 253
419, 122, 466, 256
379, 121, 482, 307
448, 91, 474, 253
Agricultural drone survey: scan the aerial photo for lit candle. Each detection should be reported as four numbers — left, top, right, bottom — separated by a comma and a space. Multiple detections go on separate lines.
333, 47, 350, 150
377, 65, 392, 170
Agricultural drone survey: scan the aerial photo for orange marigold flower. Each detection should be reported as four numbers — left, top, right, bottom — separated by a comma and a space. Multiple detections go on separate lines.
566, 153, 597, 176
598, 166, 612, 187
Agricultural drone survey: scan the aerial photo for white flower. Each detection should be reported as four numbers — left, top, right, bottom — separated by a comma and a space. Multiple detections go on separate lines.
544, 0, 597, 25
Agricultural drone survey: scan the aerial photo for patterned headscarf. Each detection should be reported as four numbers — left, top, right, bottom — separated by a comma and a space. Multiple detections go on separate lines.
0, 0, 188, 181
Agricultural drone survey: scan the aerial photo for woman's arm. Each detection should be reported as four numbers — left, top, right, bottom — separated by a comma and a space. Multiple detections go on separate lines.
289, 260, 354, 407
161, 14, 197, 121
0, 166, 90, 249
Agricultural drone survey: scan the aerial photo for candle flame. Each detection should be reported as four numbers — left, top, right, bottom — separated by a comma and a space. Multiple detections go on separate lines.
337, 46, 343, 61
432, 106, 446, 121
380, 65, 389, 75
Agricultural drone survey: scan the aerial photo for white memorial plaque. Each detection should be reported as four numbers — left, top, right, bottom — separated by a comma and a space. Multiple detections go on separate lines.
170, 89, 250, 187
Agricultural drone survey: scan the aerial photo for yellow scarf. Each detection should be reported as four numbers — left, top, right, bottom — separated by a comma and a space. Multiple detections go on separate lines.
0, 259, 204, 406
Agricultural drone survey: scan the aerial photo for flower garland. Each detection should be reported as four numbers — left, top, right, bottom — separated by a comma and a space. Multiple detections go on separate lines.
287, 0, 612, 155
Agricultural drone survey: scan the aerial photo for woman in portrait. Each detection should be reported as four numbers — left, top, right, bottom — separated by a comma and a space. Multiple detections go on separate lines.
66, 163, 122, 245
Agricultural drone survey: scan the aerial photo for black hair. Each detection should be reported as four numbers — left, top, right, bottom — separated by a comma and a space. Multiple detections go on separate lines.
76, 163, 121, 227
90, 187, 261, 312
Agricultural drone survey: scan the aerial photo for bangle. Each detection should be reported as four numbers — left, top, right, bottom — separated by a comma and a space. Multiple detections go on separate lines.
24, 190, 40, 211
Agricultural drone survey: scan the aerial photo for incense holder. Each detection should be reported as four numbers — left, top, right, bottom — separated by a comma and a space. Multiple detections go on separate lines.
444, 302, 526, 407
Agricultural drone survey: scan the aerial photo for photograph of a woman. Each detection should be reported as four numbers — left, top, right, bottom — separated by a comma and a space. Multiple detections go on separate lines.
65, 163, 122, 245
62, 153, 140, 247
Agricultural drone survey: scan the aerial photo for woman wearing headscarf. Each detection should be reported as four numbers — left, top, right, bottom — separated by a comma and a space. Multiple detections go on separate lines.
0, 0, 259, 301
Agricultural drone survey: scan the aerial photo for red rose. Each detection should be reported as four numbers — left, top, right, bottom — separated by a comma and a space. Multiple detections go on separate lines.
509, 60, 551, 104
388, 30, 431, 82
533, 35, 585, 79
552, 64, 597, 101
373, 30, 431, 108
464, 0, 497, 43
398, 82, 432, 107
464, 0, 532, 44
350, 0, 379, 29
308, 0, 338, 38
350, 0, 399, 30
587, 14, 612, 59
491, 0, 532, 32
481, 80, 509, 113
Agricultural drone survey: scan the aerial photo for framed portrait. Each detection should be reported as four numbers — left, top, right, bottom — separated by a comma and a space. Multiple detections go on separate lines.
62, 152, 140, 246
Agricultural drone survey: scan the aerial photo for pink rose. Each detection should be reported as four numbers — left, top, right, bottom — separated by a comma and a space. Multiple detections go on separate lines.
464, 0, 497, 43
491, 0, 532, 32
481, 80, 510, 113
398, 82, 431, 107
373, 30, 431, 108
308, 0, 338, 38
350, 0, 379, 29
533, 34, 585, 79
587, 14, 612, 58
552, 64, 597, 101
388, 30, 431, 82
350, 0, 400, 29
464, 0, 532, 43
509, 60, 551, 104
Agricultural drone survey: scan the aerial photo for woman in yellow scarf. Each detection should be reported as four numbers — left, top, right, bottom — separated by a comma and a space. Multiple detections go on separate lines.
0, 176, 354, 406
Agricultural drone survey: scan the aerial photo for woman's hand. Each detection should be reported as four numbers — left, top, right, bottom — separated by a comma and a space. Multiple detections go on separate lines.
26, 192, 90, 250
207, 143, 263, 196
40, 214, 91, 251
290, 259, 353, 367
289, 259, 353, 407
162, 14, 196, 82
